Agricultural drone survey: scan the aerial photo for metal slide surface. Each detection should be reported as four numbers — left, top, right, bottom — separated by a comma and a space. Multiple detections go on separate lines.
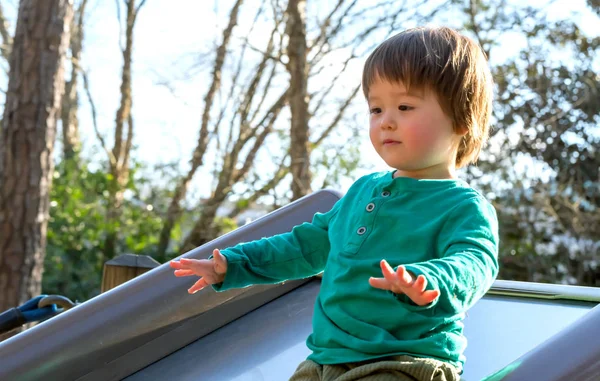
0, 190, 342, 381
128, 280, 600, 381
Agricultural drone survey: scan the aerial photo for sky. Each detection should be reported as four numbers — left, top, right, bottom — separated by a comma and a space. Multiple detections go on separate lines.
1, 0, 599, 199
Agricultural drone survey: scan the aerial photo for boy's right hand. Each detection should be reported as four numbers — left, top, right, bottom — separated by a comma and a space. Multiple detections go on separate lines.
169, 249, 228, 294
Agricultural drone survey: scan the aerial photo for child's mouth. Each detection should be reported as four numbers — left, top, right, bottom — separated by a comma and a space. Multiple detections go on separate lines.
383, 139, 401, 146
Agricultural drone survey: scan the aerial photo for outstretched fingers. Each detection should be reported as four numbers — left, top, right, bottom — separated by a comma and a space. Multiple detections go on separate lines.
370, 260, 439, 306
380, 260, 398, 284
212, 249, 227, 274
369, 276, 392, 291
169, 260, 187, 270
174, 269, 195, 277
418, 290, 440, 306
395, 265, 414, 286
412, 274, 427, 293
188, 277, 208, 294
170, 257, 198, 270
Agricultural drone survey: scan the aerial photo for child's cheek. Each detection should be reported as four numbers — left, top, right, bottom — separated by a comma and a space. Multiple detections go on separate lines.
405, 124, 437, 151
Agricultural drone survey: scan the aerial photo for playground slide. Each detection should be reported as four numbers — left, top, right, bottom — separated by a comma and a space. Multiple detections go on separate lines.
0, 189, 342, 381
1, 188, 599, 380
124, 279, 600, 381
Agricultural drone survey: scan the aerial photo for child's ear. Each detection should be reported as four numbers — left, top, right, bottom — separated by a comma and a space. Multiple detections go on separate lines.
455, 126, 469, 136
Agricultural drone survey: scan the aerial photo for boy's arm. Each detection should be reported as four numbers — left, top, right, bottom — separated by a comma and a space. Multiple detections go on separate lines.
399, 196, 499, 314
213, 199, 342, 292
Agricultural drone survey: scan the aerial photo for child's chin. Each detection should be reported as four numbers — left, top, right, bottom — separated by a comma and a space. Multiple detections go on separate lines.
384, 161, 411, 171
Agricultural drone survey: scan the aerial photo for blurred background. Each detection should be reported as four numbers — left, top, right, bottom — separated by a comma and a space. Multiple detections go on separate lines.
0, 0, 598, 312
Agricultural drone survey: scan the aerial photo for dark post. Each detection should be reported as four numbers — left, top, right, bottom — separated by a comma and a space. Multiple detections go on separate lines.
101, 254, 160, 293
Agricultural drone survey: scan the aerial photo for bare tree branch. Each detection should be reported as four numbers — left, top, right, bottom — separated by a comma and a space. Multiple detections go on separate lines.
310, 0, 447, 69
248, 4, 286, 125
308, 0, 400, 67
308, 0, 348, 53
194, 0, 244, 166
105, 0, 145, 260
0, 2, 12, 62
468, 0, 485, 54
224, 88, 287, 190
312, 82, 361, 147
233, 90, 288, 183
244, 42, 286, 65
61, 0, 89, 161
239, 22, 277, 128
214, 1, 267, 143
81, 69, 114, 165
115, 0, 124, 52
181, 79, 288, 250
134, 0, 148, 16
213, 3, 266, 155
158, 0, 244, 256
185, 1, 278, 237
227, 155, 289, 219
310, 52, 356, 116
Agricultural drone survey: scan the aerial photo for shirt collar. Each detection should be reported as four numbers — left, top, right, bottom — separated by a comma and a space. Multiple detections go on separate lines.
379, 170, 467, 192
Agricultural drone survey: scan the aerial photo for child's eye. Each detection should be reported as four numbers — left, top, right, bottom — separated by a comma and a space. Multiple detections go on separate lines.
398, 105, 413, 111
369, 107, 381, 114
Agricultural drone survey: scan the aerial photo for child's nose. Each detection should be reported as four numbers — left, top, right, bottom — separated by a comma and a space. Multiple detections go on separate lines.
380, 113, 397, 130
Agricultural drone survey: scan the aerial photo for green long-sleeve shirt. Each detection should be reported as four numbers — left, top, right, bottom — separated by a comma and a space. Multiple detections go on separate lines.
214, 171, 499, 370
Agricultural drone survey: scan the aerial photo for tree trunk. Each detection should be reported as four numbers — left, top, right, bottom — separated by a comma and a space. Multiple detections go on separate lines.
61, 0, 88, 161
286, 0, 311, 200
0, 0, 73, 321
104, 0, 144, 261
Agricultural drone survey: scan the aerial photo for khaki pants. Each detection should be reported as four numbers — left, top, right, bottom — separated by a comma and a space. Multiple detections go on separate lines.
289, 355, 460, 381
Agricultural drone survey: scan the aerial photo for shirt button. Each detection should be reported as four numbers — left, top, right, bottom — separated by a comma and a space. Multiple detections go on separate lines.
381, 190, 391, 197
357, 226, 367, 235
365, 203, 375, 212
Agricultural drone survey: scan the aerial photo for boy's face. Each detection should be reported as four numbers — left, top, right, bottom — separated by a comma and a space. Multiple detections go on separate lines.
367, 78, 464, 179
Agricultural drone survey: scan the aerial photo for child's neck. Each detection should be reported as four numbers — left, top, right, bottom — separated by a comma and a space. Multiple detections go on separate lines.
393, 164, 458, 180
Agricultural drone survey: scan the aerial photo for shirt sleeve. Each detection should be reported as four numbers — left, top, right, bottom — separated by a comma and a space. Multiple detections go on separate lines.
212, 198, 342, 292
399, 196, 499, 314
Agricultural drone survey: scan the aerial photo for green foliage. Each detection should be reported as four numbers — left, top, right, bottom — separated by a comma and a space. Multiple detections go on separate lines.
43, 157, 185, 301
235, 198, 250, 211
312, 122, 363, 189
213, 217, 238, 238
465, 14, 600, 286
44, 159, 109, 301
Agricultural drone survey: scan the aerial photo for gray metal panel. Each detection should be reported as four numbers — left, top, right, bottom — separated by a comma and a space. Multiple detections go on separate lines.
126, 280, 319, 381
0, 189, 342, 381
128, 280, 599, 381
464, 296, 598, 380
487, 279, 600, 302
483, 302, 600, 381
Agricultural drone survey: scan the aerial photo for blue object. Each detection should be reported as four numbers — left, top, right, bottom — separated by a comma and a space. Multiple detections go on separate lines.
19, 295, 61, 323
0, 295, 61, 335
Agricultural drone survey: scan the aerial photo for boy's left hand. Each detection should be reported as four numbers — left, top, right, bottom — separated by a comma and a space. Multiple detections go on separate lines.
369, 260, 440, 306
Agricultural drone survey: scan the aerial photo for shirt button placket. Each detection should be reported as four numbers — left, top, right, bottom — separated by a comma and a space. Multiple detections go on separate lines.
352, 195, 383, 250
